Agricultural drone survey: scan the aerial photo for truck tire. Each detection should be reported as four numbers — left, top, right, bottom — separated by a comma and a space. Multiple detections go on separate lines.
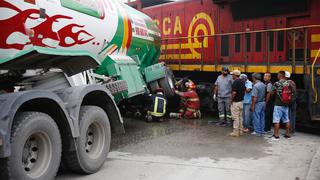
149, 81, 160, 93
66, 106, 111, 174
105, 80, 128, 95
159, 67, 176, 97
0, 112, 61, 180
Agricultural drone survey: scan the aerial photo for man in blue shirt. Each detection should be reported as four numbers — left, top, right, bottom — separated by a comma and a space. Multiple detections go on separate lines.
251, 73, 266, 136
240, 74, 253, 133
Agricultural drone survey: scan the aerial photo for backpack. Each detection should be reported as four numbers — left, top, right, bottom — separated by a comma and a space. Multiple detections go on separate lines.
280, 82, 292, 104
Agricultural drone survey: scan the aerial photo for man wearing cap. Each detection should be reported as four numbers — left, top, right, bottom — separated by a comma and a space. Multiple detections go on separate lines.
251, 73, 266, 136
285, 71, 297, 134
229, 70, 246, 137
240, 74, 253, 133
213, 66, 233, 126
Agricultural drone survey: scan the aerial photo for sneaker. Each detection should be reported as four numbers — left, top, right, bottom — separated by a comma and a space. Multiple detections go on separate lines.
243, 128, 250, 133
284, 134, 291, 139
270, 135, 280, 141
251, 132, 257, 135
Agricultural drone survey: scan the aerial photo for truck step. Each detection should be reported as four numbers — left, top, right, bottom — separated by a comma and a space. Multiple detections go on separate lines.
105, 80, 128, 95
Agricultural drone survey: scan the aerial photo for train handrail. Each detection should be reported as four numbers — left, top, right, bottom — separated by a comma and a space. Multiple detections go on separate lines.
160, 24, 320, 41
312, 48, 320, 103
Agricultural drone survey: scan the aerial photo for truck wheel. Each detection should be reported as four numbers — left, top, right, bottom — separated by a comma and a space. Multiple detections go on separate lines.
159, 67, 176, 97
149, 81, 160, 93
0, 112, 61, 180
105, 80, 128, 95
66, 106, 111, 174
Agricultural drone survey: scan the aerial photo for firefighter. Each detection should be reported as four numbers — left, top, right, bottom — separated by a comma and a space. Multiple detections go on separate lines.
145, 88, 167, 122
171, 81, 201, 119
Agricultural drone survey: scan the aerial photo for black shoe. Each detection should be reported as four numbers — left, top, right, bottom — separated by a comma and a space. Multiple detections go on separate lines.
220, 123, 227, 127
284, 134, 291, 139
208, 120, 218, 124
216, 121, 226, 126
270, 135, 280, 141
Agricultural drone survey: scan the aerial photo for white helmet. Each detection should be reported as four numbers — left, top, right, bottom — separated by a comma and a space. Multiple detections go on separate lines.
285, 71, 291, 78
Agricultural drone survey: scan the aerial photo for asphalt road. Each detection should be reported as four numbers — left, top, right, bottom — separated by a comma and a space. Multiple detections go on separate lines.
57, 116, 320, 180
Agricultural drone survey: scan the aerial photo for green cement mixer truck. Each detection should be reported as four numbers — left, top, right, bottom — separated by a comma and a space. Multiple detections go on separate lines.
0, 0, 175, 179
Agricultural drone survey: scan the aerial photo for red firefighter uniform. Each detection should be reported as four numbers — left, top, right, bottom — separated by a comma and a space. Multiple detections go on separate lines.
175, 81, 201, 119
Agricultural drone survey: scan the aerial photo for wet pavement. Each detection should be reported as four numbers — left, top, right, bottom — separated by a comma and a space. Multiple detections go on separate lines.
57, 116, 320, 180
111, 117, 270, 160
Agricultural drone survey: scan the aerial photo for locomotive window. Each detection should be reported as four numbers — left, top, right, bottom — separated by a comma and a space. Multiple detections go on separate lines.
268, 32, 274, 51
235, 34, 240, 53
221, 35, 229, 56
245, 33, 251, 52
61, 0, 104, 19
277, 31, 284, 51
255, 32, 261, 52
230, 0, 307, 20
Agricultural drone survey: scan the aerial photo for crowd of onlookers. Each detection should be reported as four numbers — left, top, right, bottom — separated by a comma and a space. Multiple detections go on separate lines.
213, 67, 296, 140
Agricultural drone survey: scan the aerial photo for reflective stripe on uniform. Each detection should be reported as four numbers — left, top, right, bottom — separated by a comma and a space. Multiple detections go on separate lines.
150, 97, 166, 117
187, 98, 199, 102
153, 97, 158, 113
186, 107, 198, 112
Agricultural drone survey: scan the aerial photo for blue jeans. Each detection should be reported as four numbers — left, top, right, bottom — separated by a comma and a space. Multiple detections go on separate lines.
243, 103, 252, 129
253, 102, 265, 135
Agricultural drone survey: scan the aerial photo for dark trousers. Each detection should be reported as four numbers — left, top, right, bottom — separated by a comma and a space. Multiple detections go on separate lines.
265, 101, 274, 131
289, 102, 297, 133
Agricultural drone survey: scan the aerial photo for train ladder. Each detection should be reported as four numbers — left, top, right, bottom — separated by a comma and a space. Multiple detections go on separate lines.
311, 48, 320, 121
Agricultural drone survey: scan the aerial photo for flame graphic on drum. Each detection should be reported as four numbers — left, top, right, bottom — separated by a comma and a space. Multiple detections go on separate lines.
0, 1, 95, 50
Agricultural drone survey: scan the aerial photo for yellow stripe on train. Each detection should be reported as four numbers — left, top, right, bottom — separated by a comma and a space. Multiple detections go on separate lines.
311, 34, 320, 43
165, 64, 319, 75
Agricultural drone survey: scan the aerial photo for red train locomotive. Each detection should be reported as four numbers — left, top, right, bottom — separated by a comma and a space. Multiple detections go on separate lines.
129, 0, 320, 131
